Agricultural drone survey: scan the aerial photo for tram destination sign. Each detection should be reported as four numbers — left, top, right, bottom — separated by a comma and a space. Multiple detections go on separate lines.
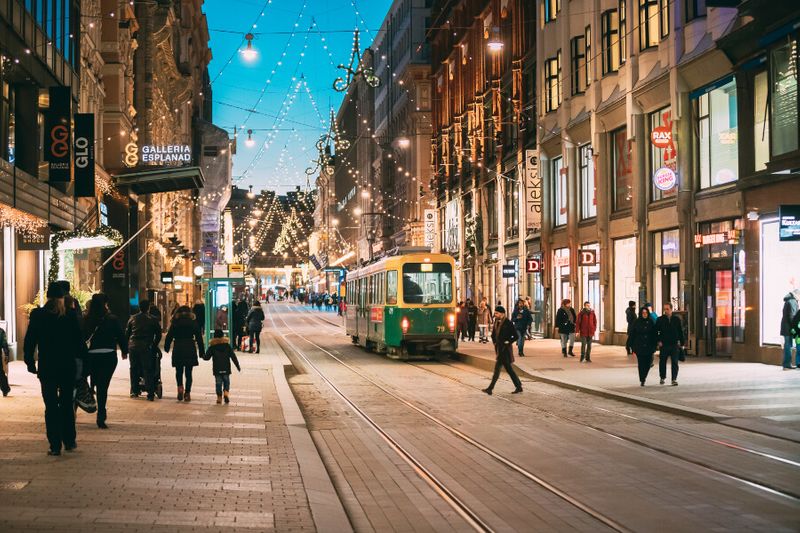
779, 205, 800, 241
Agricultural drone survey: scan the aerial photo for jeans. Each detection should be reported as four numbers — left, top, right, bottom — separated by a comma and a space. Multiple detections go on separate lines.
129, 350, 142, 394
249, 330, 261, 353
559, 333, 575, 349
783, 335, 796, 368
516, 329, 527, 355
85, 354, 117, 423
215, 374, 231, 396
175, 365, 193, 392
39, 373, 77, 452
487, 351, 522, 391
659, 345, 680, 381
478, 324, 488, 341
131, 347, 156, 397
468, 321, 477, 341
580, 336, 593, 360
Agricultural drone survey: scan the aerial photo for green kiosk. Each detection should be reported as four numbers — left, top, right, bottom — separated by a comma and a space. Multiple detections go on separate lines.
202, 263, 246, 347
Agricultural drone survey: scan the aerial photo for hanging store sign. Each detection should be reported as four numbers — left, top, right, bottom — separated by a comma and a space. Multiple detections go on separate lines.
17, 226, 51, 251
694, 231, 728, 247
578, 249, 598, 267
445, 199, 460, 254
779, 205, 800, 242
45, 87, 72, 182
337, 186, 356, 212
524, 149, 542, 231
74, 113, 95, 197
424, 209, 437, 250
160, 271, 174, 284
140, 145, 192, 165
502, 264, 516, 278
653, 167, 677, 191
309, 254, 322, 270
525, 257, 543, 273
228, 264, 245, 278
650, 126, 672, 148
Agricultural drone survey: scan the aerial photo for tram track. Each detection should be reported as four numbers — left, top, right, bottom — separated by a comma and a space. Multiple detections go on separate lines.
269, 304, 637, 533
293, 305, 800, 503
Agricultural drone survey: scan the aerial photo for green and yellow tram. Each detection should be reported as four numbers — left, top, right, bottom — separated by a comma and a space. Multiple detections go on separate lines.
345, 250, 457, 358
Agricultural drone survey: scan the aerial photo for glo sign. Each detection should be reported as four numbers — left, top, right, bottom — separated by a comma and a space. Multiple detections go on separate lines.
779, 205, 800, 242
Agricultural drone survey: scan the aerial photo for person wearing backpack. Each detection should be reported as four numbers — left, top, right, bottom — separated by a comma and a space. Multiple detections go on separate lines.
204, 329, 241, 404
83, 293, 128, 428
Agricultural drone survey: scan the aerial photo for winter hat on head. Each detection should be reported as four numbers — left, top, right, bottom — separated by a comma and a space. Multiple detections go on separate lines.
495, 305, 506, 314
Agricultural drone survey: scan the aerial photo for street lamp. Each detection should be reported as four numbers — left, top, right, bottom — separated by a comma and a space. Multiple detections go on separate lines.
241, 33, 258, 62
487, 27, 504, 52
247, 185, 256, 199
193, 265, 204, 277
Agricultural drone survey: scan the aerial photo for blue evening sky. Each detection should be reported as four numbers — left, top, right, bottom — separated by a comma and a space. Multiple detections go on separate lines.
204, 0, 393, 194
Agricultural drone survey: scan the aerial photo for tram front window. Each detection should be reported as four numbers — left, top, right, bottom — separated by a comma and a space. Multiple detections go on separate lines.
402, 263, 453, 304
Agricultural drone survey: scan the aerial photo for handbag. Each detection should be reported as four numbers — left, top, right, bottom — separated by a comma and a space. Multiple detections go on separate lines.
75, 377, 97, 413
678, 347, 686, 362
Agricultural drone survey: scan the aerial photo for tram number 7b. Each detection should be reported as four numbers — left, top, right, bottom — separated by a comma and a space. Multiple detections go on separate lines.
436, 325, 446, 333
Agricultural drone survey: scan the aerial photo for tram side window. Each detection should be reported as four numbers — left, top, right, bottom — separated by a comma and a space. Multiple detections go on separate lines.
402, 263, 453, 304
387, 270, 398, 305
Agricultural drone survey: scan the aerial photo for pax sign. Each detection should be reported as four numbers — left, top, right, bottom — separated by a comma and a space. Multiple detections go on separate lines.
650, 126, 672, 149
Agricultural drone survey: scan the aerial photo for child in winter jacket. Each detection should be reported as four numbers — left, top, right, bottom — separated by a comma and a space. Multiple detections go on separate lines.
204, 329, 241, 404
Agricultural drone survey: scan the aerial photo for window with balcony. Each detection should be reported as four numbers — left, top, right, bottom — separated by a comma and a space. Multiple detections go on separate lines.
601, 9, 620, 74
580, 144, 596, 219
553, 156, 567, 226
545, 52, 561, 112
571, 36, 587, 95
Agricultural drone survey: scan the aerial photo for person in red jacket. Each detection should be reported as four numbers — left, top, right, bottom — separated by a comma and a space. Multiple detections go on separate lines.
576, 301, 597, 363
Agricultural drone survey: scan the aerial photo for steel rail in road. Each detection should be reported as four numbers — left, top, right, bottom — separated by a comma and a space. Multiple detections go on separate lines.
266, 308, 495, 533
297, 305, 800, 488
267, 304, 632, 533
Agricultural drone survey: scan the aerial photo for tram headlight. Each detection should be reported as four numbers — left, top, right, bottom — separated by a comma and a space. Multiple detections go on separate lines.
447, 313, 456, 333
401, 316, 410, 334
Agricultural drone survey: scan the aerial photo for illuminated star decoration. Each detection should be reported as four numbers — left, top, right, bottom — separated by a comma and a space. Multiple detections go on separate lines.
333, 29, 380, 92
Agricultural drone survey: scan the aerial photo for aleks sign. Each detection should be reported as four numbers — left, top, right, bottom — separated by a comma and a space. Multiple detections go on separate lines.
141, 145, 192, 164
524, 149, 542, 231
423, 209, 437, 250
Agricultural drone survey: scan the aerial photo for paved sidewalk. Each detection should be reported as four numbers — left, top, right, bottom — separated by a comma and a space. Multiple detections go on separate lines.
0, 338, 348, 532
454, 337, 800, 440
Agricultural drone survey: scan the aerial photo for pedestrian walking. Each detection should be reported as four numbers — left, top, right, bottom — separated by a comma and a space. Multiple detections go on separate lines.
555, 299, 577, 357
23, 282, 85, 455
246, 301, 265, 353
165, 306, 205, 402
204, 329, 241, 404
624, 300, 637, 355
781, 291, 799, 369
525, 297, 533, 340
511, 299, 532, 357
149, 304, 163, 331
125, 300, 162, 400
83, 293, 128, 428
57, 280, 84, 330
629, 307, 658, 386
457, 301, 469, 342
656, 303, 685, 386
0, 324, 10, 397
576, 301, 597, 363
482, 306, 523, 395
467, 299, 478, 342
233, 298, 249, 350
215, 305, 228, 331
477, 299, 491, 343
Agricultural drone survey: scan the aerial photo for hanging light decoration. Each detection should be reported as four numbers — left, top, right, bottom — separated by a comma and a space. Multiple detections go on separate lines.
245, 129, 255, 148
333, 29, 380, 92
241, 33, 258, 62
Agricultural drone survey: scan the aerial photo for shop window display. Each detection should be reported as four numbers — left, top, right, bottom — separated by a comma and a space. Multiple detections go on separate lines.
580, 243, 602, 339
614, 237, 638, 333
760, 219, 800, 346
554, 248, 571, 317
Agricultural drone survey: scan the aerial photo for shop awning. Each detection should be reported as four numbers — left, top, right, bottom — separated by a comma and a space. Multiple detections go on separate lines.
114, 166, 205, 194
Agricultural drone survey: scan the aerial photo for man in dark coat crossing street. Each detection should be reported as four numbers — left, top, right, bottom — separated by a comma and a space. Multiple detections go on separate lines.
483, 306, 523, 395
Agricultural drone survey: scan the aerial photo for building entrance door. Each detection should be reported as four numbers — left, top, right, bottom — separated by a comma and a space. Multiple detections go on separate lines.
705, 261, 733, 357
658, 266, 679, 309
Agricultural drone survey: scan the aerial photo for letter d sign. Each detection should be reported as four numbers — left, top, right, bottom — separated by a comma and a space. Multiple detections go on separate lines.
578, 249, 597, 267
